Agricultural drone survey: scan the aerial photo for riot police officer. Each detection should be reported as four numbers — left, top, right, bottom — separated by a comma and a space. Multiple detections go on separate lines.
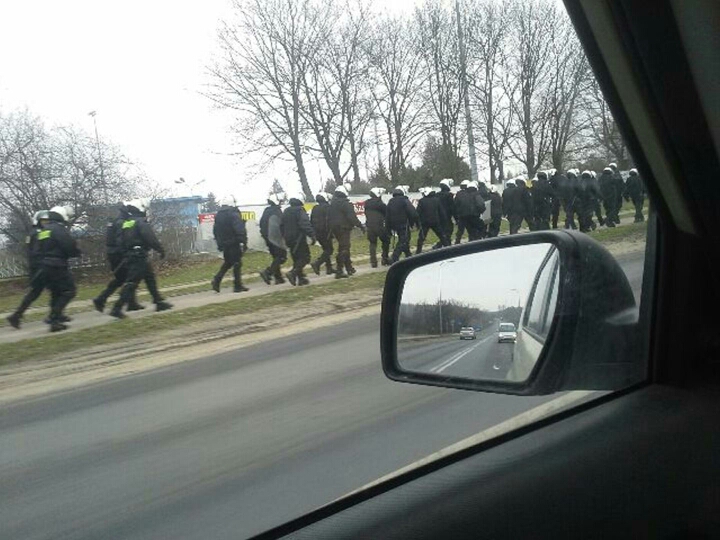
259, 194, 287, 285
437, 179, 455, 245
93, 203, 144, 313
109, 199, 172, 319
454, 179, 470, 244
533, 171, 553, 230
454, 181, 486, 241
281, 193, 315, 286
38, 206, 82, 331
599, 167, 618, 227
625, 168, 645, 222
212, 195, 249, 293
7, 210, 51, 329
386, 186, 418, 263
328, 184, 365, 278
487, 185, 503, 238
310, 192, 335, 275
364, 187, 390, 267
416, 187, 449, 254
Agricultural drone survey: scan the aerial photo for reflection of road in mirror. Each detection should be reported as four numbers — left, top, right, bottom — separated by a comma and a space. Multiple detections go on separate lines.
398, 325, 516, 381
397, 243, 556, 384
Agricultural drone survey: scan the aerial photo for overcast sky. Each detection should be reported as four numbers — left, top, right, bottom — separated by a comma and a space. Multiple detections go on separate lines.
0, 0, 565, 204
400, 243, 552, 311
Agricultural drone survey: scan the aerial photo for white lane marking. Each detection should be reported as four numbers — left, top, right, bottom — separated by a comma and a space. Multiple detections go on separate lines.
336, 390, 595, 502
430, 336, 493, 374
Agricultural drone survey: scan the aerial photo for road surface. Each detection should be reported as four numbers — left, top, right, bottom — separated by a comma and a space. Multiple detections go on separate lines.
0, 250, 646, 539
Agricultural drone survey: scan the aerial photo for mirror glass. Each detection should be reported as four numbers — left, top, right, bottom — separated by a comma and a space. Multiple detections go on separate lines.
397, 243, 560, 383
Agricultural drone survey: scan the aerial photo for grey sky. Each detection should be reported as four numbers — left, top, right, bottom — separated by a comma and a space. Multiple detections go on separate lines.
0, 0, 567, 204
400, 243, 553, 311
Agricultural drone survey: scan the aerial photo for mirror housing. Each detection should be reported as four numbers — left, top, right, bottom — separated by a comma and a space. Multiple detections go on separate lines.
381, 231, 643, 396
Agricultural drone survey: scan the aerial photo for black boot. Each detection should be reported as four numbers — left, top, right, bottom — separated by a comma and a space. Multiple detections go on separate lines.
234, 284, 249, 292
93, 297, 106, 313
335, 270, 349, 279
127, 302, 145, 311
297, 275, 310, 286
211, 276, 221, 293
7, 313, 21, 329
311, 261, 321, 276
259, 269, 271, 285
156, 301, 173, 312
274, 275, 286, 285
286, 270, 297, 286
109, 306, 126, 319
50, 321, 68, 332
326, 265, 336, 275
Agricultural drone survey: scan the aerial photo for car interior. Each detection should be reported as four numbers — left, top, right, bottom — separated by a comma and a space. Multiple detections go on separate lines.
251, 0, 720, 538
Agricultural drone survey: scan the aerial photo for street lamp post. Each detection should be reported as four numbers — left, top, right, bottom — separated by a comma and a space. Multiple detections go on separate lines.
438, 260, 455, 335
88, 111, 107, 204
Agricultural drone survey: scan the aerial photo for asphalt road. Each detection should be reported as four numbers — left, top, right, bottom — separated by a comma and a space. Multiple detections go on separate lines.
0, 250, 646, 540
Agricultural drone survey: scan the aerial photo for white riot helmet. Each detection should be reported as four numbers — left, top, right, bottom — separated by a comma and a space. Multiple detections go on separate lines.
460, 179, 470, 188
343, 182, 353, 193
288, 192, 305, 203
370, 187, 386, 198
581, 170, 592, 178
49, 205, 72, 223
392, 186, 406, 196
468, 181, 479, 190
548, 168, 557, 177
609, 162, 618, 170
439, 178, 454, 189
505, 178, 515, 187
218, 195, 237, 207
32, 210, 50, 226
603, 167, 613, 174
126, 198, 150, 215
335, 185, 349, 197
489, 184, 497, 193
398, 185, 410, 195
419, 187, 432, 197
629, 168, 638, 176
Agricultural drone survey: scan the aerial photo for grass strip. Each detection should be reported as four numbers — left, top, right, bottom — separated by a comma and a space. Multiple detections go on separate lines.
0, 270, 387, 365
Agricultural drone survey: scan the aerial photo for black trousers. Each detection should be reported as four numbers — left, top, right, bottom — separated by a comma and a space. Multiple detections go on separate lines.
265, 241, 287, 280
632, 196, 645, 222
454, 220, 465, 244
14, 266, 45, 316
367, 228, 390, 265
44, 266, 76, 321
289, 239, 310, 276
391, 227, 412, 262
508, 214, 523, 235
487, 217, 501, 238
564, 198, 577, 229
314, 234, 334, 270
215, 243, 243, 287
459, 216, 484, 241
551, 199, 562, 229
416, 224, 449, 253
333, 229, 353, 272
115, 254, 163, 311
97, 252, 142, 305
603, 197, 619, 225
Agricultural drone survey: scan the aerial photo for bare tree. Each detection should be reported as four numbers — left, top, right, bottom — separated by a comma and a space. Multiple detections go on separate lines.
366, 15, 429, 183
208, 0, 327, 199
504, 0, 558, 177
301, 0, 373, 185
415, 0, 465, 156
0, 109, 141, 245
583, 78, 630, 167
543, 16, 592, 171
466, 0, 514, 183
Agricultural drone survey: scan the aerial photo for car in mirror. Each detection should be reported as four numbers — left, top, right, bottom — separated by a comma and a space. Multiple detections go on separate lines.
381, 231, 644, 396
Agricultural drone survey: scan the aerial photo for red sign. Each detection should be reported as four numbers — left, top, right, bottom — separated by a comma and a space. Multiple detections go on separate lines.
198, 213, 215, 223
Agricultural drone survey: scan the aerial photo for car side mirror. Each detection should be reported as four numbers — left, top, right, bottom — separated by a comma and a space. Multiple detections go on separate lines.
381, 231, 643, 396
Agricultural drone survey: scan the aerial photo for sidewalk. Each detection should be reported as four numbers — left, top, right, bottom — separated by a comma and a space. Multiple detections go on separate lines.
0, 263, 385, 344
0, 212, 644, 344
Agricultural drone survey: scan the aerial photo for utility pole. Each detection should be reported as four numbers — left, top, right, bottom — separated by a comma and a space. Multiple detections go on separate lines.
88, 111, 107, 204
456, 0, 478, 183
